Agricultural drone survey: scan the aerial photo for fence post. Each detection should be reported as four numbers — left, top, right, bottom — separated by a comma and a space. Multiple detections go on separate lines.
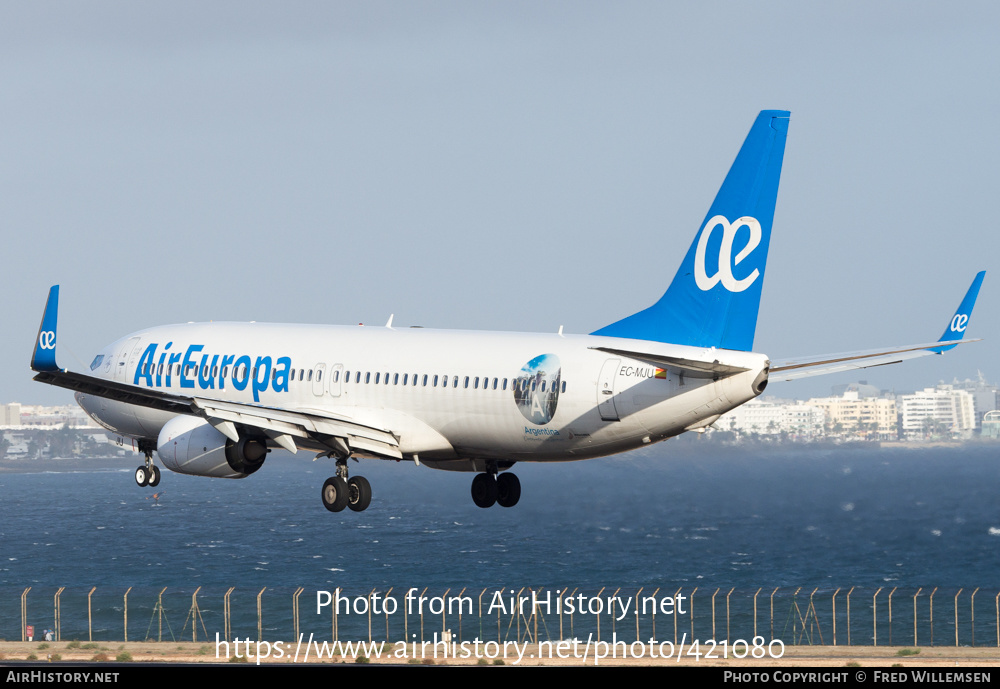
257, 587, 266, 642
770, 588, 779, 642
846, 587, 854, 646
224, 587, 234, 641
929, 587, 937, 646
440, 588, 450, 643
954, 589, 963, 647
913, 588, 922, 647
753, 588, 761, 640
157, 587, 168, 642
634, 587, 643, 642
832, 589, 840, 646
873, 588, 882, 646
971, 588, 979, 647
711, 589, 719, 641
888, 587, 896, 646
726, 588, 734, 642
689, 587, 697, 641
385, 587, 394, 642
649, 588, 659, 642
54, 587, 64, 642
124, 587, 132, 643
292, 587, 304, 641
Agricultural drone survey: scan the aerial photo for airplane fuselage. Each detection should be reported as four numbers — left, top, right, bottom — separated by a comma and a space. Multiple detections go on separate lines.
75, 322, 770, 471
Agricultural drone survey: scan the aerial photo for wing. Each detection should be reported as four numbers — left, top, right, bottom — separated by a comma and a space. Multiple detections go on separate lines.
769, 271, 985, 381
30, 286, 402, 459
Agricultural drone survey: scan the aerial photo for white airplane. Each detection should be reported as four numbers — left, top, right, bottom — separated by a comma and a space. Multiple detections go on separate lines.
31, 110, 984, 513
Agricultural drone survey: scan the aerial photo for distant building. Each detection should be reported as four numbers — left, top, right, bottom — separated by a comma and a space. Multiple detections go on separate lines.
0, 403, 21, 427
899, 385, 975, 439
948, 373, 999, 430
806, 390, 898, 440
717, 398, 825, 437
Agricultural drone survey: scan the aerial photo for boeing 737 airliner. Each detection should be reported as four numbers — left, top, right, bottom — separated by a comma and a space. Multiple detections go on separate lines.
30, 111, 985, 513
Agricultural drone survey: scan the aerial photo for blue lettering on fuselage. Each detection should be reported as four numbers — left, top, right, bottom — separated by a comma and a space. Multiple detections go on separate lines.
133, 343, 292, 402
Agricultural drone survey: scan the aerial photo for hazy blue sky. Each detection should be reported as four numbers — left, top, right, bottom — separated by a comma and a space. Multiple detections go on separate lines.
2, 2, 998, 404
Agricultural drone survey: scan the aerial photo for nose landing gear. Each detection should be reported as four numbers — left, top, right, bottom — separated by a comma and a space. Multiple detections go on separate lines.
134, 441, 160, 488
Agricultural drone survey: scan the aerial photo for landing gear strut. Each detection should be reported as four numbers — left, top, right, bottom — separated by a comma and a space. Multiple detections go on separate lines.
321, 456, 372, 513
471, 464, 520, 508
134, 441, 160, 488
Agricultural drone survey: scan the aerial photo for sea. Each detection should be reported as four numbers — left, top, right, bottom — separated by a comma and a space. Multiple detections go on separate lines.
1, 441, 998, 646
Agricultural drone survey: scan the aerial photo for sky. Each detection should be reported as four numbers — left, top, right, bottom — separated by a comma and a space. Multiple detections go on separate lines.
1, 1, 998, 404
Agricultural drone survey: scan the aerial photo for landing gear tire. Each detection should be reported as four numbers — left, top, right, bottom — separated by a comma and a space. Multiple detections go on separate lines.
135, 466, 149, 487
496, 472, 521, 508
471, 473, 498, 508
347, 476, 372, 512
147, 465, 161, 488
322, 476, 350, 512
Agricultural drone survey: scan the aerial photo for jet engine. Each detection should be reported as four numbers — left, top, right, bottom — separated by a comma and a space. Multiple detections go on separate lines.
156, 415, 268, 478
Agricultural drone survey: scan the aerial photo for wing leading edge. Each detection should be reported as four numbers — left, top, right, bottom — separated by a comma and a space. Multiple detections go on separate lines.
769, 271, 985, 381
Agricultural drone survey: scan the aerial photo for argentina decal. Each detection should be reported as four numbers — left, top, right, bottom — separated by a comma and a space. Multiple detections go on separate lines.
513, 353, 561, 425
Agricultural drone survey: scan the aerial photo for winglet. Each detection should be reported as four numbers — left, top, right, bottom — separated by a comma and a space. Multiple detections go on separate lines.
928, 271, 985, 353
31, 285, 62, 372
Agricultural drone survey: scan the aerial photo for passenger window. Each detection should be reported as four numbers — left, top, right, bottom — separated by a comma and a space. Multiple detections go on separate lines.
492, 378, 498, 390
474, 377, 479, 389
464, 376, 470, 389
365, 372, 371, 384
453, 376, 459, 388
375, 373, 381, 384
333, 370, 340, 383
308, 370, 313, 382
393, 373, 399, 385
562, 381, 567, 393
422, 374, 428, 386
502, 378, 507, 390
384, 372, 390, 385
317, 370, 323, 382
433, 375, 439, 387
402, 374, 408, 385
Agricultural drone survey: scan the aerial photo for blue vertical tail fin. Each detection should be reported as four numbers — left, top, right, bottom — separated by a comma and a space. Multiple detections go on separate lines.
592, 110, 790, 351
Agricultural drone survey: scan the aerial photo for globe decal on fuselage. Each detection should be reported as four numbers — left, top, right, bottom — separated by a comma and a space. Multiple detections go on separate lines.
513, 353, 561, 425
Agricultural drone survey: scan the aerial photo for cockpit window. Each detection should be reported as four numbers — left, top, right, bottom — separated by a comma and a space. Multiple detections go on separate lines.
90, 355, 104, 371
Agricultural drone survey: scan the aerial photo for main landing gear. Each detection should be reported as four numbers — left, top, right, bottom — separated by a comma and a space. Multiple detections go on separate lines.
134, 441, 160, 488
471, 469, 520, 508
321, 457, 372, 513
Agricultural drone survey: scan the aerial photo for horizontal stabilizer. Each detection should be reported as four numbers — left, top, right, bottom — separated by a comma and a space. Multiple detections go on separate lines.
590, 346, 750, 378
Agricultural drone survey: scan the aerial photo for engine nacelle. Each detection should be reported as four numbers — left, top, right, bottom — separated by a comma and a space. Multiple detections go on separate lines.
156, 416, 267, 479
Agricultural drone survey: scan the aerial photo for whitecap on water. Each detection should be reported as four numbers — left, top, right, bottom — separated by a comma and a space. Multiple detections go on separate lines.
931, 530, 942, 536
988, 527, 1000, 536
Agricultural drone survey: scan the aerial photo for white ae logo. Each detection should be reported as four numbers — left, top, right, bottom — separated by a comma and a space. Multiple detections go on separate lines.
694, 215, 762, 293
950, 314, 969, 333
38, 331, 56, 350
